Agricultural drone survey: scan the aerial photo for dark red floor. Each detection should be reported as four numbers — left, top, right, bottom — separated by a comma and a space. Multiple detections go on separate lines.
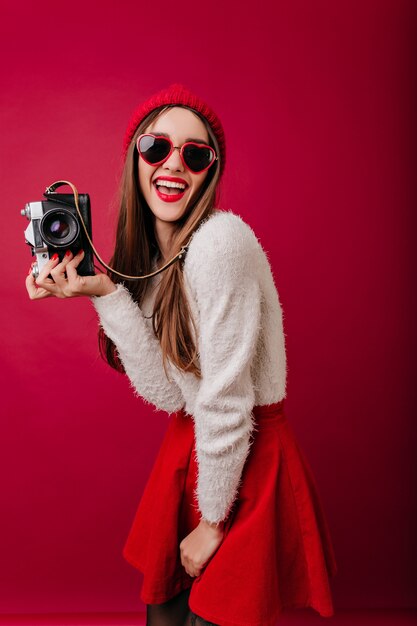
0, 609, 415, 625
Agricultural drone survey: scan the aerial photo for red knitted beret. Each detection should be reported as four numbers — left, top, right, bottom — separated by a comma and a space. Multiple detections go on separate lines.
123, 83, 226, 176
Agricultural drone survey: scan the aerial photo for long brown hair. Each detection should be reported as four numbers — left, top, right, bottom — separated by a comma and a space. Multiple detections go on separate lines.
98, 105, 222, 380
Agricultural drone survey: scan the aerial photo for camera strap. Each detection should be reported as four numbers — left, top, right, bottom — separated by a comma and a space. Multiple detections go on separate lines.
44, 180, 189, 281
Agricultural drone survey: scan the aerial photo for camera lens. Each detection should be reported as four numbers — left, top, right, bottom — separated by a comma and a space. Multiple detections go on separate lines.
49, 218, 70, 239
40, 208, 80, 247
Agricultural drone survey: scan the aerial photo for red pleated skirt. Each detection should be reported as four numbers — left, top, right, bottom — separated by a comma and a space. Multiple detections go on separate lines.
122, 399, 338, 626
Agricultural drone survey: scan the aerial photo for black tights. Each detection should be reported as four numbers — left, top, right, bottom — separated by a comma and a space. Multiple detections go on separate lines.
146, 586, 218, 626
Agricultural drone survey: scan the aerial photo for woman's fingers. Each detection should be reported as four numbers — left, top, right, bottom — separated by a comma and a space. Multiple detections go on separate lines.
65, 249, 85, 282
63, 249, 87, 296
50, 250, 77, 290
25, 262, 53, 300
26, 249, 102, 300
34, 254, 61, 295
67, 258, 118, 297
36, 249, 85, 297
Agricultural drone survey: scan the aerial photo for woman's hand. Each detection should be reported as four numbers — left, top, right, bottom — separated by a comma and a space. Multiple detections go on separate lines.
179, 519, 225, 578
25, 250, 117, 300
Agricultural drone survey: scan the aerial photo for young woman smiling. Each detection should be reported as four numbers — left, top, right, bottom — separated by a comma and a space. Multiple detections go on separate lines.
25, 84, 337, 626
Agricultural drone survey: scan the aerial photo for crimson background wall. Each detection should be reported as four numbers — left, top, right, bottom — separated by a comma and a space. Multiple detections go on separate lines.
1, 0, 415, 615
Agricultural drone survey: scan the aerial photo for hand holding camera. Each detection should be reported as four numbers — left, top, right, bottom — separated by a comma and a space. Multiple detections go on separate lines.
25, 248, 116, 300
22, 180, 186, 303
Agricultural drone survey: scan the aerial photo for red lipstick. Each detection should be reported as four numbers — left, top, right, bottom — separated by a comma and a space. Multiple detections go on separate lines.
153, 176, 189, 203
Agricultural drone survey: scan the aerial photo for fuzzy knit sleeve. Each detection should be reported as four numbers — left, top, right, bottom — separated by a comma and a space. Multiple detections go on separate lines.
184, 213, 262, 525
90, 284, 185, 414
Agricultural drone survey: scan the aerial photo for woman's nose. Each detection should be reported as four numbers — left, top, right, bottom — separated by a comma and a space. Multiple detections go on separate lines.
163, 147, 184, 171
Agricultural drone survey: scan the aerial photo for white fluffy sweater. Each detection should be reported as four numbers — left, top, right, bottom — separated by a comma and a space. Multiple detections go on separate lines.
90, 210, 287, 525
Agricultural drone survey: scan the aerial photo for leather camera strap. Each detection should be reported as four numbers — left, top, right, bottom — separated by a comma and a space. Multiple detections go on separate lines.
44, 180, 189, 281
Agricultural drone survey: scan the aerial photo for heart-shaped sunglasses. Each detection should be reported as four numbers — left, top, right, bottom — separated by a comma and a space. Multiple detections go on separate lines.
136, 133, 218, 174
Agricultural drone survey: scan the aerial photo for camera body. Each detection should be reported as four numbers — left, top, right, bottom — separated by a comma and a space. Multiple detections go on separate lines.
21, 192, 95, 278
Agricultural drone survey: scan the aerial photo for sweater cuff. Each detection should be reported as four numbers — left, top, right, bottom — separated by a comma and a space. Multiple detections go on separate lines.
90, 282, 126, 305
200, 516, 226, 528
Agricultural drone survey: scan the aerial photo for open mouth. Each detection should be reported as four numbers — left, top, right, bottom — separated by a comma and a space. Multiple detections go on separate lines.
153, 180, 188, 202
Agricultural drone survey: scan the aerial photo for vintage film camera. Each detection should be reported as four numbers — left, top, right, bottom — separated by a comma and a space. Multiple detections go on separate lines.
21, 187, 95, 278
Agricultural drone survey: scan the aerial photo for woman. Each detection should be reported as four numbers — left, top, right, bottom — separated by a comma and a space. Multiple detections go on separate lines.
26, 84, 337, 626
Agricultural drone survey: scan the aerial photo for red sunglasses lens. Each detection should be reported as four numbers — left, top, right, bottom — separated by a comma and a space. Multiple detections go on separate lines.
138, 136, 171, 164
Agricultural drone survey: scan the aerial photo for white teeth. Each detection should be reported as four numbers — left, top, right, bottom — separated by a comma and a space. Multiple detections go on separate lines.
155, 180, 186, 190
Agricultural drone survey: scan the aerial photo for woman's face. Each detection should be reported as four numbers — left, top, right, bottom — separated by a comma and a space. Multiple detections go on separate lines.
138, 106, 210, 224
